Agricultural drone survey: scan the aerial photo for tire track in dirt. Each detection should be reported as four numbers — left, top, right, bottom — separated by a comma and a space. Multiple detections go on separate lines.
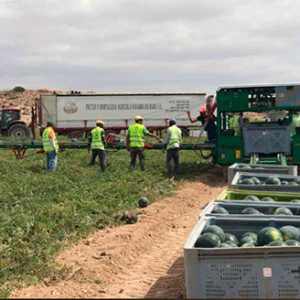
12, 174, 225, 299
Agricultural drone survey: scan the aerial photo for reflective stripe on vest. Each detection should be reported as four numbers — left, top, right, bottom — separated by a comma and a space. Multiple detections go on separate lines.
229, 115, 240, 136
128, 123, 145, 147
167, 125, 182, 150
91, 127, 105, 150
42, 127, 59, 152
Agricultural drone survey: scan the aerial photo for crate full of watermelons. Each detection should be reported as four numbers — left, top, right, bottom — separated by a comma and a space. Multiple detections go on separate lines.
230, 172, 300, 193
227, 163, 298, 185
184, 216, 300, 299
217, 188, 300, 203
201, 200, 300, 219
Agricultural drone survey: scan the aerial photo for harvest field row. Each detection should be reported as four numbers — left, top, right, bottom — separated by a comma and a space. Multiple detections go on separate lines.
0, 148, 203, 293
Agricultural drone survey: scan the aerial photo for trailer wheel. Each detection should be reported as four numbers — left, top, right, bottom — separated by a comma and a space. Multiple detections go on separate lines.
7, 124, 30, 138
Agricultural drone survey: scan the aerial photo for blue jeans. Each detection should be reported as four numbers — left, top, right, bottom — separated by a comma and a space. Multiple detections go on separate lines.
46, 151, 57, 172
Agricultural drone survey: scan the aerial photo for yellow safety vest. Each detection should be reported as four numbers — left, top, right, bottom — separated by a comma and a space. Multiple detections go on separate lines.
42, 127, 59, 152
91, 127, 105, 150
128, 123, 147, 147
229, 115, 240, 136
167, 125, 182, 150
291, 115, 300, 136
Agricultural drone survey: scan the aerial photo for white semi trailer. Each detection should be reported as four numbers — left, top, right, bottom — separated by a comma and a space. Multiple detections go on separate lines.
35, 93, 206, 136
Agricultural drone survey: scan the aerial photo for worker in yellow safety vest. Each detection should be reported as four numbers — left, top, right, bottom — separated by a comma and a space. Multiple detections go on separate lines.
228, 113, 241, 136
290, 112, 300, 136
126, 115, 162, 171
42, 120, 59, 172
88, 120, 106, 172
165, 118, 182, 176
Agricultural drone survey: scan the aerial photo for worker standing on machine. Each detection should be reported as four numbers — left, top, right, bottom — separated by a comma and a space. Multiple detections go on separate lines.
290, 112, 300, 136
165, 118, 182, 176
187, 95, 217, 142
88, 120, 106, 172
127, 115, 162, 171
42, 121, 59, 172
228, 113, 242, 136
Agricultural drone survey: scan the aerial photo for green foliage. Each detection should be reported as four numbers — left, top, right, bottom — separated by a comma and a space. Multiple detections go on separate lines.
11, 86, 25, 93
0, 148, 204, 288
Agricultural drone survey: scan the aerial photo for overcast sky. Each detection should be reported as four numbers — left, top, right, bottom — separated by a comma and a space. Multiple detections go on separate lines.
1, 0, 300, 94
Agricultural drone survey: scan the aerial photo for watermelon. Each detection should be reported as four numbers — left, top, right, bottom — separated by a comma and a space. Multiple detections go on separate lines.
239, 178, 255, 185
250, 177, 261, 185
273, 207, 293, 216
203, 225, 225, 242
212, 206, 229, 215
126, 212, 138, 224
281, 180, 289, 185
219, 243, 232, 248
289, 181, 298, 186
279, 225, 300, 241
265, 176, 281, 185
294, 178, 300, 185
257, 227, 283, 246
240, 236, 257, 246
219, 241, 238, 248
138, 197, 150, 208
285, 240, 300, 246
261, 197, 275, 202
224, 233, 239, 245
240, 242, 255, 248
291, 199, 300, 203
195, 233, 221, 248
242, 232, 257, 243
243, 195, 260, 202
241, 207, 261, 215
268, 240, 285, 247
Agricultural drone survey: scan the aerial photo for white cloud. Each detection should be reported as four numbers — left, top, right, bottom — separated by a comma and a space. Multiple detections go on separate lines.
1, 0, 300, 93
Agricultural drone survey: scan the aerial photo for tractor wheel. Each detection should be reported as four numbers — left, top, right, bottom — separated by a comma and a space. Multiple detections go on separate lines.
7, 124, 30, 138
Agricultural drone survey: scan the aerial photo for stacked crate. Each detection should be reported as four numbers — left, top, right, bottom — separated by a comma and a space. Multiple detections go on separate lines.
184, 163, 300, 299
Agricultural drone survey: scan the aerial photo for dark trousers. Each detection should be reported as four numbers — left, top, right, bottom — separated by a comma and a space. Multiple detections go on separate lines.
166, 148, 179, 175
90, 149, 106, 171
130, 147, 145, 171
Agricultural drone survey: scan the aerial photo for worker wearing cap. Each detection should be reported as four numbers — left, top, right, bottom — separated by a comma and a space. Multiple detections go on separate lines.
187, 95, 217, 142
42, 121, 59, 172
88, 120, 106, 172
165, 118, 182, 176
127, 115, 162, 171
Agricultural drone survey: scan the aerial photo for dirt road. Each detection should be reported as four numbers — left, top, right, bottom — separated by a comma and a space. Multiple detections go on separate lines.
12, 172, 225, 298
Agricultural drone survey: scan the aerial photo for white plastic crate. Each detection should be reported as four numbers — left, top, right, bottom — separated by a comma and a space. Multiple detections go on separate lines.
184, 216, 300, 299
227, 163, 298, 185
230, 172, 300, 193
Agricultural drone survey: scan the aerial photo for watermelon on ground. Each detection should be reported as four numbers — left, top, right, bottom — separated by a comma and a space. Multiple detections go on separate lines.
242, 232, 257, 243
240, 236, 257, 246
285, 240, 300, 246
240, 242, 255, 248
268, 240, 285, 247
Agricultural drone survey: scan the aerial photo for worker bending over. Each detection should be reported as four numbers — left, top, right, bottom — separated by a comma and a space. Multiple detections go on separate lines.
42, 120, 59, 172
165, 118, 182, 176
88, 120, 106, 172
127, 115, 162, 171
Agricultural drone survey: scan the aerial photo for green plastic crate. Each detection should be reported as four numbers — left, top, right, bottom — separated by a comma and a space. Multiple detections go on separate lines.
217, 188, 300, 203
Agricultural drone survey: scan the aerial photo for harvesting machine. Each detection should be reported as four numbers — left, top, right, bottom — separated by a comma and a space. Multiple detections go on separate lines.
1, 83, 300, 166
